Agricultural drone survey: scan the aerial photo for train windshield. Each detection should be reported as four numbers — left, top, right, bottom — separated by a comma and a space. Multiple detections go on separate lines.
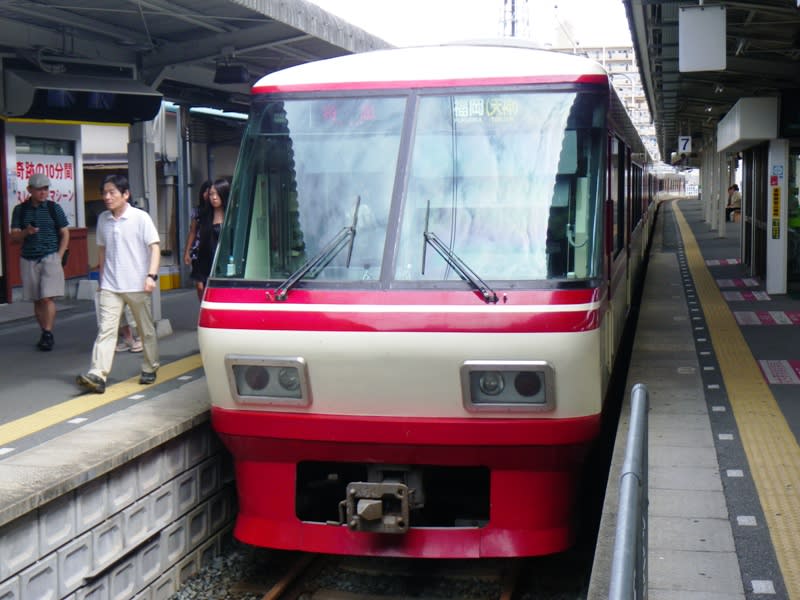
216, 88, 606, 287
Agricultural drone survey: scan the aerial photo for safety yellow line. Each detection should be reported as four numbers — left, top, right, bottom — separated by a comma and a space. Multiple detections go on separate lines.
0, 354, 203, 447
674, 201, 800, 598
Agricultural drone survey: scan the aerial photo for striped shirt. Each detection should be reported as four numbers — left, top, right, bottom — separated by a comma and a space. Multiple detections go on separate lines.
97, 203, 160, 293
10, 201, 69, 260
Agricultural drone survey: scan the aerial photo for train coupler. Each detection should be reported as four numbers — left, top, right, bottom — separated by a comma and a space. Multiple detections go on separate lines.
336, 481, 412, 534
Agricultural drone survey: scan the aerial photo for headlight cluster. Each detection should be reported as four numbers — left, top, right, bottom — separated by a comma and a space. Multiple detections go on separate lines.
461, 360, 554, 412
225, 355, 311, 407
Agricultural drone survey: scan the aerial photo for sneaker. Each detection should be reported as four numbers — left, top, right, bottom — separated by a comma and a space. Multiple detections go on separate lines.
117, 338, 143, 353
76, 373, 106, 394
37, 330, 54, 351
139, 370, 157, 385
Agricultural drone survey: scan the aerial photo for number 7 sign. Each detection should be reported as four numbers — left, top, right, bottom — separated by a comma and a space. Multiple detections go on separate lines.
678, 136, 692, 153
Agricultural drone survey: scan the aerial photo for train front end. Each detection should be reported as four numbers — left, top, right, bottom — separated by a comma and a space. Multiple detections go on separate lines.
199, 45, 613, 558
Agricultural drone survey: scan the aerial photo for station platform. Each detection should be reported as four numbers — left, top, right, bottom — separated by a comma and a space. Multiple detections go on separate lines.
591, 196, 800, 599
0, 288, 241, 599
0, 288, 203, 452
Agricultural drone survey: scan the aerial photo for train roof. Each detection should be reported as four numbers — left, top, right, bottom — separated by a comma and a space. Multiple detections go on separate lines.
252, 42, 609, 93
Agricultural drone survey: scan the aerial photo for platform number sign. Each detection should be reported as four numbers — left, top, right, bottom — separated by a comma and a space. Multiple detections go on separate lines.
678, 136, 692, 154
772, 187, 781, 240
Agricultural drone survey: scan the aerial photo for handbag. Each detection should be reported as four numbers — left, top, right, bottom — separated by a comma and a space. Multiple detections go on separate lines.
61, 248, 70, 267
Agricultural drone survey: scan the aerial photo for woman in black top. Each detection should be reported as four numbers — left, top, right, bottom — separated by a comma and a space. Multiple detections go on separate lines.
184, 180, 212, 300
194, 178, 230, 298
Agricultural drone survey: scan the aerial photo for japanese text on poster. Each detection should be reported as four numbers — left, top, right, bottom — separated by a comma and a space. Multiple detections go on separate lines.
11, 154, 76, 227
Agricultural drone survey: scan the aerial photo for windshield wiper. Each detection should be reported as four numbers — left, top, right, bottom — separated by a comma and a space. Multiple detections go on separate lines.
275, 196, 360, 301
422, 201, 498, 304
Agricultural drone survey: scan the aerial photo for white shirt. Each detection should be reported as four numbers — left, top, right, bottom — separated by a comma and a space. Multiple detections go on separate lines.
97, 203, 160, 292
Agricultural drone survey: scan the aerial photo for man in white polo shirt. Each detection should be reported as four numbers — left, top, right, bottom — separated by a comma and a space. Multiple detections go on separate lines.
77, 173, 160, 394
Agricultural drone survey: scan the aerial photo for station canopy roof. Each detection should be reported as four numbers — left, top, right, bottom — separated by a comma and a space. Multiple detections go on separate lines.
0, 0, 392, 119
625, 0, 800, 163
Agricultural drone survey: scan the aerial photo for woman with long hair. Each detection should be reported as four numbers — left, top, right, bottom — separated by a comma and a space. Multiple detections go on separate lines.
184, 180, 212, 300
194, 178, 230, 299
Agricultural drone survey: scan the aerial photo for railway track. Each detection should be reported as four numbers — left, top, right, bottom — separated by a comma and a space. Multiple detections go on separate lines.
195, 549, 588, 600
224, 551, 526, 600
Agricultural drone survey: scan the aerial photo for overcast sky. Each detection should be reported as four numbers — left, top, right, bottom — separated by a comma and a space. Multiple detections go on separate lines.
307, 0, 633, 48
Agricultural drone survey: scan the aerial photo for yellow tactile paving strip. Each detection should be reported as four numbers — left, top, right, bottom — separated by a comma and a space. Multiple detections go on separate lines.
674, 201, 800, 598
0, 354, 203, 447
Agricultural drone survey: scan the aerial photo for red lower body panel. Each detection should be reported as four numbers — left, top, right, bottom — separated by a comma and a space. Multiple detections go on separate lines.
213, 407, 601, 558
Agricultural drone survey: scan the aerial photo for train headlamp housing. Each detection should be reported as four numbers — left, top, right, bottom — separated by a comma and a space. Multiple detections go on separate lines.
460, 360, 554, 412
225, 355, 311, 407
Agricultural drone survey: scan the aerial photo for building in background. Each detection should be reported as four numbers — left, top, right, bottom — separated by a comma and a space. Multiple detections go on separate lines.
500, 0, 663, 165
578, 45, 660, 163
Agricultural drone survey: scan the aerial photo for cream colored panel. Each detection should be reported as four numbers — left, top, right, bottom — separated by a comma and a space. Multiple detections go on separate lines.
200, 326, 603, 420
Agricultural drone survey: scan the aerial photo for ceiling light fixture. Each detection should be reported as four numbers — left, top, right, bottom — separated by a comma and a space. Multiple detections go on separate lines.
214, 63, 249, 84
214, 46, 250, 85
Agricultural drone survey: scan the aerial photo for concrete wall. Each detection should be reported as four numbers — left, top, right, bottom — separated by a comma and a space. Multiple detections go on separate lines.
0, 380, 236, 599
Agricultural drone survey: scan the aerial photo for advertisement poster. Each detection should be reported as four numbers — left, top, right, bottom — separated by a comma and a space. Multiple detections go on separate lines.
12, 154, 77, 227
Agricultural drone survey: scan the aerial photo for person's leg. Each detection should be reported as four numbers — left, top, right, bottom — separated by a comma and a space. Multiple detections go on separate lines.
20, 258, 45, 346
34, 297, 57, 350
124, 305, 140, 343
36, 254, 65, 349
88, 290, 126, 381
125, 292, 160, 378
116, 324, 134, 352
117, 323, 143, 352
33, 299, 49, 350
34, 297, 56, 331
191, 259, 205, 301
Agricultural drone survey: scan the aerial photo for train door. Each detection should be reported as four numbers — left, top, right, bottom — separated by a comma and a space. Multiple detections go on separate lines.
788, 148, 800, 293
624, 148, 635, 308
605, 134, 627, 370
0, 119, 7, 304
743, 144, 769, 278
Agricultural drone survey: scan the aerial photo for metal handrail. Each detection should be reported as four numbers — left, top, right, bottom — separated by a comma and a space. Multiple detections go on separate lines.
609, 382, 649, 600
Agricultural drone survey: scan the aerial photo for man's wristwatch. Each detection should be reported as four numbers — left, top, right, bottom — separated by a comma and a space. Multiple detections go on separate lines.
147, 273, 158, 281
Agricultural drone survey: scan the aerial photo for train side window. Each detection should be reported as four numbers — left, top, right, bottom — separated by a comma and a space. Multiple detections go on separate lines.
558, 130, 578, 175
609, 136, 623, 257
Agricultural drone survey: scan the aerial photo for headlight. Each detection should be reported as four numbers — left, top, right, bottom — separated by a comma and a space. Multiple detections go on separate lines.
479, 372, 505, 395
278, 367, 301, 391
461, 360, 554, 412
225, 355, 311, 407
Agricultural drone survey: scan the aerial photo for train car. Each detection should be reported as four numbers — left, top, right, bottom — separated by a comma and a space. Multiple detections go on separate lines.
199, 41, 654, 559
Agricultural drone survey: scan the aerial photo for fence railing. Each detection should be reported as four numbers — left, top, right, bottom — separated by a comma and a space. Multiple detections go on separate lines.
609, 382, 649, 600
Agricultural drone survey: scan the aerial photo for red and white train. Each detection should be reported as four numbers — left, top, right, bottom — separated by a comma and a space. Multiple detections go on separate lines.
199, 41, 656, 559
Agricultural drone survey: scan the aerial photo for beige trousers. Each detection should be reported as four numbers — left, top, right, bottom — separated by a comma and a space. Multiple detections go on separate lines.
89, 290, 159, 381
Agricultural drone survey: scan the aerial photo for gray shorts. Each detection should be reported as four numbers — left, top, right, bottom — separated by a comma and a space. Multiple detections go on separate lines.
20, 253, 65, 301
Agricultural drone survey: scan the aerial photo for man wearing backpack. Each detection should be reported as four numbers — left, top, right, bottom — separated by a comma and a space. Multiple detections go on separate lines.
10, 173, 70, 351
